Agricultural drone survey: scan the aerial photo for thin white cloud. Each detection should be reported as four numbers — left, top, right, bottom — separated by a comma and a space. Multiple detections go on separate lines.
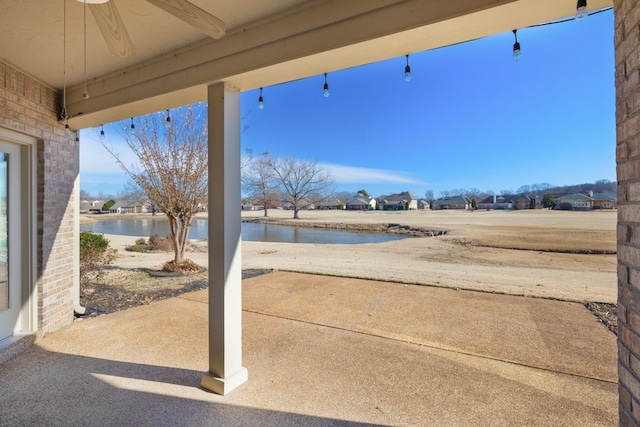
79, 133, 139, 175
323, 163, 426, 186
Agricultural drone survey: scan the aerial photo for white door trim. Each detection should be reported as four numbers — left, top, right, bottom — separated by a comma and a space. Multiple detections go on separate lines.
0, 127, 37, 347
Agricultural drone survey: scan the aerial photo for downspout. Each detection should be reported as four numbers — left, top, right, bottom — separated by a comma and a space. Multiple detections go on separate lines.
73, 134, 86, 316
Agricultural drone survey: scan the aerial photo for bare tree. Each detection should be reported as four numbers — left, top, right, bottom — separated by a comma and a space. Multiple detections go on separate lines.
242, 152, 280, 216
517, 184, 531, 194
80, 189, 93, 200
240, 148, 254, 172
272, 156, 334, 219
102, 103, 208, 270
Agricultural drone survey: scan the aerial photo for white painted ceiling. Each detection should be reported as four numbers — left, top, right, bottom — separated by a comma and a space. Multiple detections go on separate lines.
0, 0, 304, 89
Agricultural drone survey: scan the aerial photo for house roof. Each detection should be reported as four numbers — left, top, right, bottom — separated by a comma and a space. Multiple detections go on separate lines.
591, 193, 617, 201
346, 198, 369, 206
433, 195, 471, 206
379, 192, 416, 203
556, 193, 594, 201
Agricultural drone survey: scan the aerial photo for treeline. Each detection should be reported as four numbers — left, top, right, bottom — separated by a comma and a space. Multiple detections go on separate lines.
428, 179, 615, 201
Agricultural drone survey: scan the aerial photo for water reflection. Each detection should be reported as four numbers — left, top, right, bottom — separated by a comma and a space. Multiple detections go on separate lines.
80, 218, 405, 245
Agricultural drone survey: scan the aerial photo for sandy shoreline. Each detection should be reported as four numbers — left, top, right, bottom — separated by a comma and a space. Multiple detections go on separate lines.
90, 209, 617, 303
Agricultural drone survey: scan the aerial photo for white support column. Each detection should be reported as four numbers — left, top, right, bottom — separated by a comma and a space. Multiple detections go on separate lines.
200, 82, 248, 395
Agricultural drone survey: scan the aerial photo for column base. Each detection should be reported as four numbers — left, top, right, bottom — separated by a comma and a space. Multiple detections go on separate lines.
201, 367, 248, 395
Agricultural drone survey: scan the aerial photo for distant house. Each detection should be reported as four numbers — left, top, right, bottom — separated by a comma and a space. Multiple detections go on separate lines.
432, 195, 471, 210
478, 195, 508, 210
80, 200, 92, 213
345, 195, 376, 210
591, 193, 617, 209
84, 199, 105, 213
377, 191, 418, 210
316, 198, 344, 210
417, 199, 430, 210
477, 193, 531, 210
555, 192, 617, 210
555, 193, 593, 210
109, 199, 152, 214
281, 199, 314, 210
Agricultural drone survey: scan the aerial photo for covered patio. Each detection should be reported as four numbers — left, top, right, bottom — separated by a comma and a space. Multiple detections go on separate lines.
1, 0, 637, 424
0, 272, 618, 425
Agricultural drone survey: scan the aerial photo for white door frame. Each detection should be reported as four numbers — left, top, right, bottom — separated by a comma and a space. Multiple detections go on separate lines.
0, 127, 37, 348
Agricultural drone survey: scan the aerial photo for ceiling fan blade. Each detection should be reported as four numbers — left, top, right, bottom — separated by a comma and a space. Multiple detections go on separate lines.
89, 2, 135, 58
145, 0, 225, 39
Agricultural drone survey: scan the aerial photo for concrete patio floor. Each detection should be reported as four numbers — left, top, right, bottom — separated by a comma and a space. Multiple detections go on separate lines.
0, 271, 618, 426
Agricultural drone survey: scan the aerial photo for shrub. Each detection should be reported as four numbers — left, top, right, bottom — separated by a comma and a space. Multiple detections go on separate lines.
161, 259, 201, 273
126, 235, 175, 252
79, 232, 116, 286
515, 199, 528, 210
148, 235, 174, 251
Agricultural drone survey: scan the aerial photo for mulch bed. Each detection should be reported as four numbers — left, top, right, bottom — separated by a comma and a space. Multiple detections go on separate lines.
585, 301, 617, 335
78, 269, 273, 317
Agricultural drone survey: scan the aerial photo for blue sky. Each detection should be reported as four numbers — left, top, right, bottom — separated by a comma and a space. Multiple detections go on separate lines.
80, 9, 615, 199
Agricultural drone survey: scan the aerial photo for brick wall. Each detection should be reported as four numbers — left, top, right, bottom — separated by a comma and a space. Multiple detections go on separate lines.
616, 0, 640, 425
0, 61, 77, 335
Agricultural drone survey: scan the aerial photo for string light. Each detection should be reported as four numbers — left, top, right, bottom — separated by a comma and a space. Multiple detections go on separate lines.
61, 0, 68, 121
99, 124, 105, 139
82, 0, 89, 99
75, 131, 79, 143
512, 29, 521, 61
165, 109, 171, 122
130, 117, 135, 130
576, 0, 588, 21
323, 73, 330, 98
404, 54, 412, 82
258, 87, 264, 109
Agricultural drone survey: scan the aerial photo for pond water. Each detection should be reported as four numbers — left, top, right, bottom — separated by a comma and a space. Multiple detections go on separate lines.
79, 217, 406, 245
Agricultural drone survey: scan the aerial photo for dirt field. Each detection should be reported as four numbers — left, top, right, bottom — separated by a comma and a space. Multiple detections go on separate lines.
84, 209, 617, 311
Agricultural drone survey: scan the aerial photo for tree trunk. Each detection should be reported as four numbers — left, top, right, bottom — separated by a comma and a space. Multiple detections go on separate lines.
293, 206, 299, 219
177, 215, 191, 263
167, 214, 181, 263
263, 208, 268, 217
165, 212, 194, 266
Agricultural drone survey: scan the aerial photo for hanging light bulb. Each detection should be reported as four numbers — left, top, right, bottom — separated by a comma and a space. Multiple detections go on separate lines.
99, 124, 105, 139
323, 73, 330, 98
512, 29, 521, 61
258, 87, 264, 109
404, 54, 412, 82
130, 117, 135, 130
165, 109, 171, 122
576, 0, 588, 21
75, 131, 79, 143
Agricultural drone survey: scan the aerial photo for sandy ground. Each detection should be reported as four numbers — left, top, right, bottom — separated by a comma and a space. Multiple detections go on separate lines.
90, 209, 618, 304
